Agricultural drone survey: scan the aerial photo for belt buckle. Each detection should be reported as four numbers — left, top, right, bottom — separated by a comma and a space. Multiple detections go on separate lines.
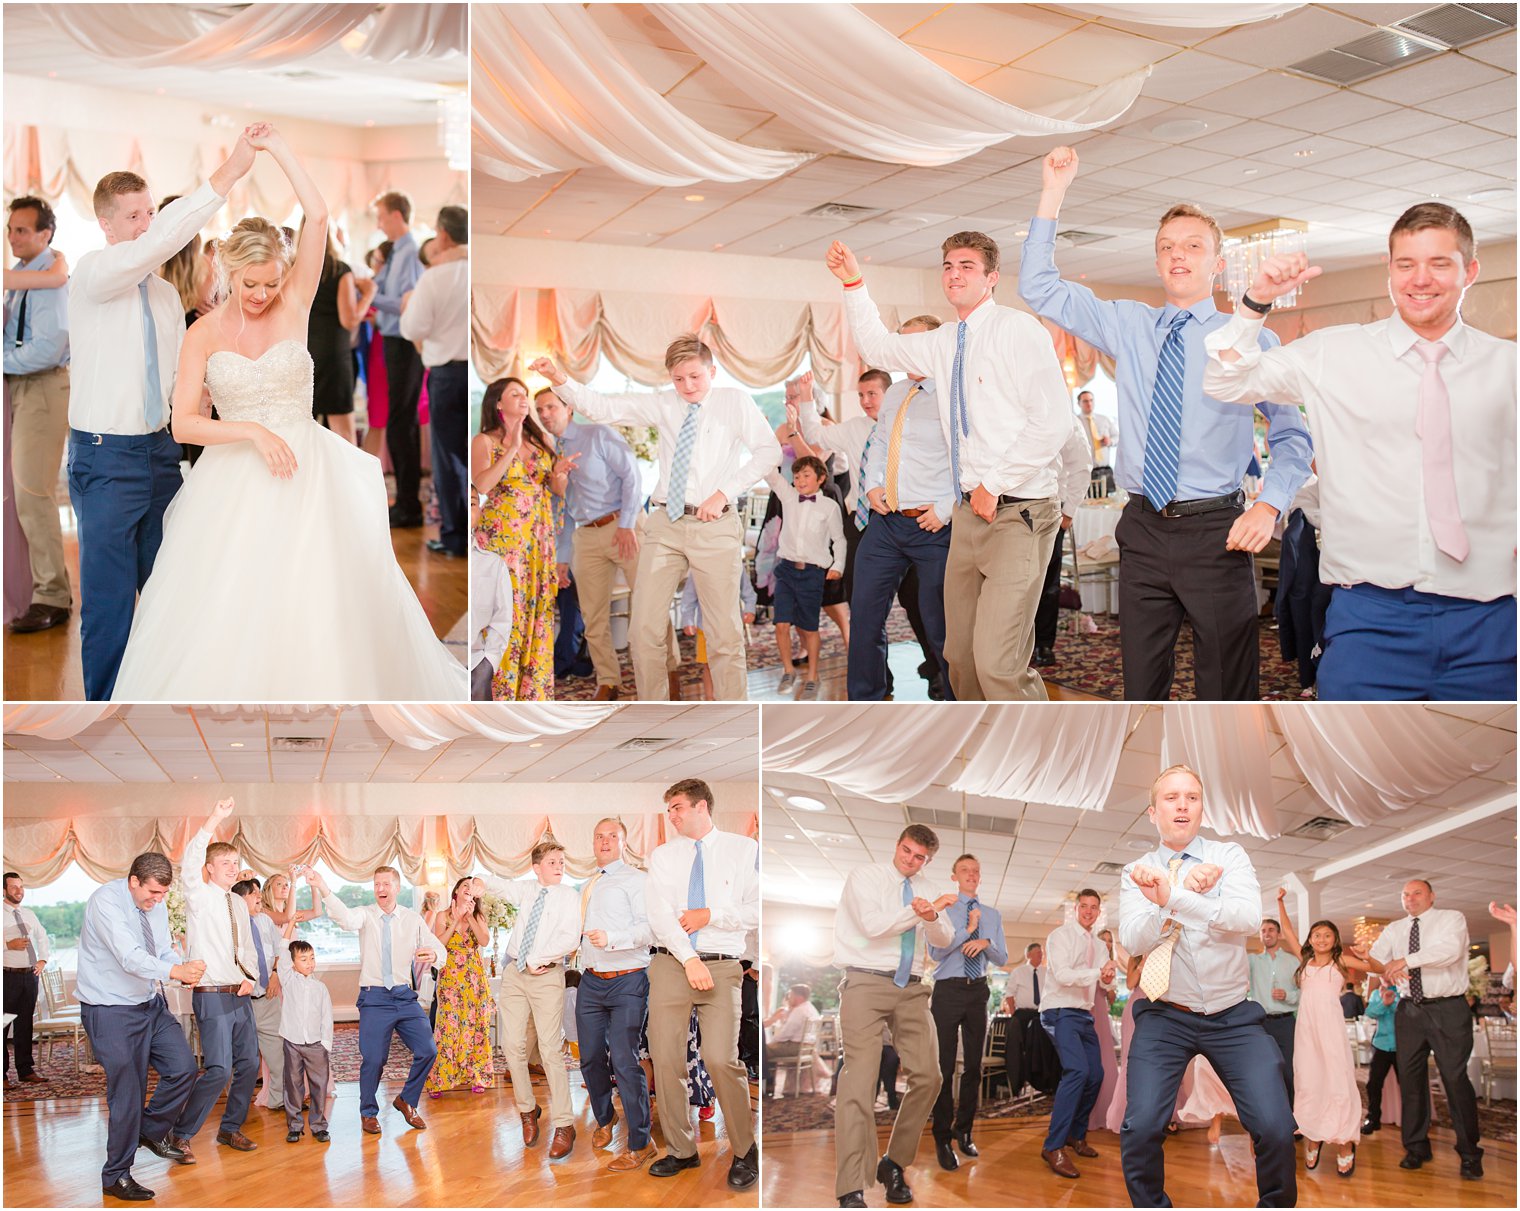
91, 433, 104, 446
1160, 501, 1181, 518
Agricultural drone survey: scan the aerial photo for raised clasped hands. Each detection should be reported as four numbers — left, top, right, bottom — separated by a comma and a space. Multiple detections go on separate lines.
825, 240, 861, 284
1130, 864, 1171, 908
528, 356, 567, 387
1249, 252, 1322, 304
1183, 863, 1223, 894
794, 369, 815, 402
243, 122, 282, 153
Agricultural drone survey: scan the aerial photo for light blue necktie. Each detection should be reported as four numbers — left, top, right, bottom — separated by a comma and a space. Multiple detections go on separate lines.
517, 887, 547, 971
137, 907, 164, 1001
854, 427, 877, 530
139, 279, 164, 431
380, 911, 396, 987
687, 839, 707, 946
666, 402, 702, 520
250, 918, 268, 992
894, 877, 915, 988
1142, 311, 1190, 508
949, 320, 970, 499
964, 899, 983, 979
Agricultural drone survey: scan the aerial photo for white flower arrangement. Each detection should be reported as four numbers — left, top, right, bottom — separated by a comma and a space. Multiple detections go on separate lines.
618, 425, 659, 464
480, 893, 517, 932
165, 880, 188, 941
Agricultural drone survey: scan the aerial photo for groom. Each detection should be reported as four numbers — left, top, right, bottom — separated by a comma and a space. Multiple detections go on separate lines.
67, 131, 258, 699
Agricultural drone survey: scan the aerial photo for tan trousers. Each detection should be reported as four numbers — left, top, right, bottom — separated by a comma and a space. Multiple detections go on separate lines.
8, 366, 71, 608
647, 952, 754, 1158
834, 972, 940, 1199
500, 963, 573, 1127
943, 496, 1059, 701
631, 509, 747, 701
571, 517, 677, 688
251, 992, 285, 1109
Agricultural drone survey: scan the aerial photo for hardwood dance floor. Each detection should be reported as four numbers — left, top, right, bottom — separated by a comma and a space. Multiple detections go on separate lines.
762, 1117, 1516, 1208
4, 1073, 758, 1208
745, 643, 1100, 702
3, 511, 467, 701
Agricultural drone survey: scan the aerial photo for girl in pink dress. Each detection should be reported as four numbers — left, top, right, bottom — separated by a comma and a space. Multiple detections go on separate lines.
1277, 888, 1383, 1177
1088, 929, 1121, 1133
1178, 1055, 1237, 1144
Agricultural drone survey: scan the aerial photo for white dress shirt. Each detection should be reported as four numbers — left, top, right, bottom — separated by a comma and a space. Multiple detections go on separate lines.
1055, 415, 1095, 519
860, 379, 957, 520
398, 257, 468, 366
1079, 411, 1118, 466
1204, 310, 1516, 602
646, 826, 760, 964
68, 182, 225, 435
1119, 835, 1263, 1015
469, 542, 513, 670
1042, 920, 1115, 1011
843, 284, 1072, 498
1007, 961, 1044, 1011
772, 999, 821, 1043
275, 953, 334, 1053
3, 903, 50, 969
1368, 906, 1471, 1000
833, 861, 954, 975
181, 827, 260, 986
766, 471, 846, 571
478, 875, 582, 969
321, 897, 449, 989
555, 379, 781, 509
580, 859, 654, 972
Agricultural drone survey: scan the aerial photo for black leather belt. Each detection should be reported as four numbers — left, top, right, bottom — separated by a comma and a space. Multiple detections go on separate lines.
961, 492, 1039, 507
652, 501, 732, 516
1131, 489, 1245, 518
652, 947, 740, 962
844, 965, 921, 984
936, 976, 988, 985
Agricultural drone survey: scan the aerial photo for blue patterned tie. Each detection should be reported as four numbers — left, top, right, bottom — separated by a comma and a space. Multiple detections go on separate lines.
666, 402, 701, 520
895, 877, 915, 988
949, 320, 970, 499
517, 887, 547, 971
687, 839, 707, 945
380, 911, 395, 986
1142, 311, 1190, 508
964, 898, 983, 979
854, 427, 877, 530
139, 280, 164, 431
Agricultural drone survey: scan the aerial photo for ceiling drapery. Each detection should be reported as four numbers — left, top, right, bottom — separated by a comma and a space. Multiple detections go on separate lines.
1059, 3, 1304, 28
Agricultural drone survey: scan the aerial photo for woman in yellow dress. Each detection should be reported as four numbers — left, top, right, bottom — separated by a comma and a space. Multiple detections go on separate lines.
472, 377, 571, 699
426, 878, 496, 1096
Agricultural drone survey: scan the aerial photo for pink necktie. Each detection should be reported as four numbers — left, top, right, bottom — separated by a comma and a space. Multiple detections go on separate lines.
1413, 341, 1469, 562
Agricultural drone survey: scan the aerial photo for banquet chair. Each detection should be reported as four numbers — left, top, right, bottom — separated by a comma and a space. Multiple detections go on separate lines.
979, 1015, 1010, 1100
1480, 1019, 1516, 1105
36, 967, 88, 1073
774, 1016, 822, 1098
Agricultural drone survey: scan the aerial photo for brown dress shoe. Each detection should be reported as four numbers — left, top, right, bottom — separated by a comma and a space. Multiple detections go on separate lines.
392, 1095, 426, 1130
1041, 1147, 1079, 1179
361, 1117, 382, 1135
9, 603, 69, 633
216, 1129, 257, 1152
592, 684, 621, 701
548, 1125, 576, 1159
170, 1137, 197, 1164
1067, 1138, 1099, 1158
609, 1144, 658, 1172
668, 670, 683, 700
593, 1111, 618, 1149
18, 1073, 49, 1084
521, 1104, 543, 1146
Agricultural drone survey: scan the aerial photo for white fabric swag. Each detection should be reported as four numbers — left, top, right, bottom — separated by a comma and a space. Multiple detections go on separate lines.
649, 4, 1151, 168
472, 4, 810, 188
1060, 3, 1304, 28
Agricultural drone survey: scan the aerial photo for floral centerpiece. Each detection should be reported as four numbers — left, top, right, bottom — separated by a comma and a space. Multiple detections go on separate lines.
618, 425, 659, 463
165, 880, 188, 953
480, 892, 518, 978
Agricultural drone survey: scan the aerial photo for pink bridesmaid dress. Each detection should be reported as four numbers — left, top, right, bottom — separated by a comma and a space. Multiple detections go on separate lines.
1292, 962, 1363, 1144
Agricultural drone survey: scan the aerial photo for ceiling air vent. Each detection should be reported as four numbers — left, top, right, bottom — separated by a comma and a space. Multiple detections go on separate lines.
906, 805, 961, 829
615, 737, 675, 751
1392, 3, 1516, 47
1093, 861, 1127, 876
271, 736, 326, 752
1056, 229, 1112, 247
965, 813, 1020, 837
1335, 28, 1444, 67
803, 202, 884, 221
1286, 816, 1354, 841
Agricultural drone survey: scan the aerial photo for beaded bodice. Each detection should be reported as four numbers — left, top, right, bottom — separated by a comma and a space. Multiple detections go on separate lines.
204, 339, 315, 427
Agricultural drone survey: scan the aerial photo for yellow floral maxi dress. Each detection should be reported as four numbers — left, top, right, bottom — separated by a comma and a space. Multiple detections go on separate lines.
478, 436, 555, 699
425, 926, 495, 1092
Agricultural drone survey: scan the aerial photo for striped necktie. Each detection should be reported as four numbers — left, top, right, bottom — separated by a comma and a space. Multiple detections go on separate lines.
517, 888, 548, 971
666, 403, 701, 520
884, 385, 919, 512
1142, 311, 1190, 509
854, 426, 877, 530
949, 321, 970, 496
964, 898, 983, 979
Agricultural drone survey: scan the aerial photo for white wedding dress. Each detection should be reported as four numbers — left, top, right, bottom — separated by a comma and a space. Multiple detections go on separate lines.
111, 340, 466, 700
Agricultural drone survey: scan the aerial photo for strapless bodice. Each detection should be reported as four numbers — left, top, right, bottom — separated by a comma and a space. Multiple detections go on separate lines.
205, 339, 315, 427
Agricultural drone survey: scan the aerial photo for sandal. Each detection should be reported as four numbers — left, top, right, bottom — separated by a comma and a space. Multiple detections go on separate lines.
472, 1085, 486, 1094
1337, 1143, 1356, 1177
1165, 1121, 1180, 1135
428, 1091, 442, 1100
1305, 1142, 1321, 1170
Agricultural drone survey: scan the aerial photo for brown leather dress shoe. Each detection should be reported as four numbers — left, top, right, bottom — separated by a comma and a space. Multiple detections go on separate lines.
1041, 1147, 1079, 1178
18, 1073, 49, 1084
668, 670, 683, 700
170, 1136, 197, 1164
9, 603, 69, 633
548, 1125, 576, 1159
392, 1095, 426, 1129
1067, 1138, 1099, 1158
521, 1104, 543, 1146
608, 1144, 658, 1172
216, 1129, 257, 1152
593, 1111, 619, 1149
361, 1117, 381, 1135
592, 684, 621, 701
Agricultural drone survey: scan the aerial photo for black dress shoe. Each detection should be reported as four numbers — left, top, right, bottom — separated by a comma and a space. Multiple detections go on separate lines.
955, 1132, 979, 1158
727, 1145, 758, 1189
9, 603, 70, 633
388, 506, 424, 528
1360, 1119, 1379, 1135
839, 1194, 866, 1208
1460, 1156, 1484, 1180
935, 1140, 959, 1171
876, 1155, 913, 1205
103, 1176, 154, 1201
313, 1129, 331, 1142
649, 1152, 701, 1177
137, 1134, 186, 1162
286, 1129, 303, 1143
1399, 1151, 1426, 1170
1032, 645, 1055, 666
927, 674, 946, 701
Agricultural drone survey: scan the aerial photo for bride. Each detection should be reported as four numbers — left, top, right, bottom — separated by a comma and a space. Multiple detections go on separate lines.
111, 125, 466, 700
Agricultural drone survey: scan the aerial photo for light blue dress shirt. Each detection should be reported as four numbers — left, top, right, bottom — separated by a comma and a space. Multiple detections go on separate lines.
928, 891, 1009, 979
860, 377, 957, 520
75, 877, 178, 1006
1020, 216, 1312, 516
370, 231, 422, 337
555, 420, 644, 564
1247, 946, 1301, 1015
581, 858, 655, 972
1365, 984, 1399, 1052
4, 248, 70, 375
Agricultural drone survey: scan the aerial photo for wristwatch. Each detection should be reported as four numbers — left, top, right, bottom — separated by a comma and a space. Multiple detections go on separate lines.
1239, 292, 1272, 316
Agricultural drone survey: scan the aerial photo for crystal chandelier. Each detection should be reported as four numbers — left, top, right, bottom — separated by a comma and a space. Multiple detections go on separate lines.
1222, 218, 1309, 311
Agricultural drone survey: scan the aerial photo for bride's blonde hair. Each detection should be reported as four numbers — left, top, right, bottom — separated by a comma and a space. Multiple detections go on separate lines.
216, 217, 292, 304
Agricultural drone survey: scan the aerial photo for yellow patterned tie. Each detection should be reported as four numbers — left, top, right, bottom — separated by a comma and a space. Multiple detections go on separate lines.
1087, 414, 1102, 463
1137, 856, 1186, 1001
884, 385, 920, 511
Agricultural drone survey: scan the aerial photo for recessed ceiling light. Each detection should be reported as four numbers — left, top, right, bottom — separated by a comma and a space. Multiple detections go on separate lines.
685, 194, 705, 202
1243, 168, 1259, 176
785, 833, 796, 840
1293, 149, 1314, 158
527, 742, 544, 749
1468, 187, 1510, 203
1152, 118, 1209, 140
787, 795, 827, 812
229, 742, 244, 749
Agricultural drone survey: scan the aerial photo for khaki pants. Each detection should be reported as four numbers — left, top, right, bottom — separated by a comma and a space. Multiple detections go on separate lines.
647, 952, 754, 1158
834, 972, 940, 1199
500, 963, 573, 1127
943, 497, 1059, 700
631, 509, 747, 701
251, 992, 285, 1109
571, 517, 676, 688
8, 366, 71, 608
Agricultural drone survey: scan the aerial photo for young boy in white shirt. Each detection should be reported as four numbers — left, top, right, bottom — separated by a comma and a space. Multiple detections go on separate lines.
277, 938, 334, 1144
468, 493, 513, 700
764, 454, 845, 700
